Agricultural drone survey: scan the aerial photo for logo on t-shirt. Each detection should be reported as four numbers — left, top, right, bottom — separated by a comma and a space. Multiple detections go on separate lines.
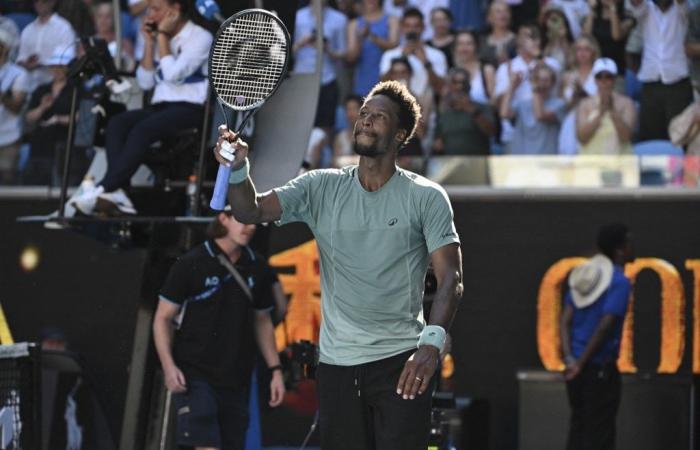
441, 231, 455, 239
205, 276, 220, 287
388, 218, 398, 226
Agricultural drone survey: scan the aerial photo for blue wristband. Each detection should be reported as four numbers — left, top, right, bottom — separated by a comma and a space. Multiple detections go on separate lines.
228, 158, 250, 184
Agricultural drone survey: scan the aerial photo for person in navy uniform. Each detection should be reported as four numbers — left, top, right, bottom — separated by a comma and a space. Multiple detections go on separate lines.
560, 223, 634, 450
153, 209, 285, 450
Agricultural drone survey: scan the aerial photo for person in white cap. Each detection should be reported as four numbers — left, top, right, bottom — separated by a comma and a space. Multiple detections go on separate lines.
0, 26, 30, 184
560, 222, 634, 450
576, 57, 636, 154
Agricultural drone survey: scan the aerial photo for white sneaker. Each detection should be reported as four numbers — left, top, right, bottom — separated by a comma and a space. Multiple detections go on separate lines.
45, 178, 98, 227
70, 184, 104, 216
96, 188, 137, 215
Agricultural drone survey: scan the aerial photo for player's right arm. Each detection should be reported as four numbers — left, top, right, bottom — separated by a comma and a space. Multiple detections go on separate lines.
153, 299, 187, 393
214, 125, 282, 224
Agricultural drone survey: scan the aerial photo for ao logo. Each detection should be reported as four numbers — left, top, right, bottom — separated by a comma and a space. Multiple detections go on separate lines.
205, 276, 220, 287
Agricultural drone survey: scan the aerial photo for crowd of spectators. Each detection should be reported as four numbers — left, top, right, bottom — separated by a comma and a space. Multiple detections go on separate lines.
297, 0, 700, 169
1, 0, 700, 188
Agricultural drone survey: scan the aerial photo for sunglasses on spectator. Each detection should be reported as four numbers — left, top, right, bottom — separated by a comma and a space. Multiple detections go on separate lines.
595, 73, 615, 80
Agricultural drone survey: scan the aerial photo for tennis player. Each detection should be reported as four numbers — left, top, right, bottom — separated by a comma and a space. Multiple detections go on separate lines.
214, 80, 463, 450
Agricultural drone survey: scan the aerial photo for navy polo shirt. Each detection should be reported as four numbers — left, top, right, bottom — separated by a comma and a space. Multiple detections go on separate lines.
160, 240, 275, 388
565, 265, 632, 365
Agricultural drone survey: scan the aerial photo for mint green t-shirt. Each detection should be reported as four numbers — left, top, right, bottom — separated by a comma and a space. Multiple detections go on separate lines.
273, 166, 460, 365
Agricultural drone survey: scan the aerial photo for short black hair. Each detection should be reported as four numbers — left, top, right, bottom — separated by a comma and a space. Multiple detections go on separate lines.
597, 223, 629, 260
166, 0, 190, 16
448, 67, 471, 93
365, 80, 422, 146
390, 56, 413, 75
344, 93, 363, 106
431, 6, 453, 22
402, 7, 424, 22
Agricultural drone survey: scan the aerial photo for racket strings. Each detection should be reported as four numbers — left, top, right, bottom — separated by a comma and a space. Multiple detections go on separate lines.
210, 12, 288, 110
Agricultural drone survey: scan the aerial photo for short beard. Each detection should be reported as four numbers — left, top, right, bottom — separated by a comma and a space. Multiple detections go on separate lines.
353, 141, 381, 157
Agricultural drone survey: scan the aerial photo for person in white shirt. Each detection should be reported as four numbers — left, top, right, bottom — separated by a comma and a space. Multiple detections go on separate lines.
16, 0, 76, 91
493, 24, 562, 144
627, 0, 693, 140
379, 7, 447, 100
382, 0, 448, 41
70, 0, 212, 216
0, 27, 30, 184
494, 24, 562, 105
292, 0, 347, 134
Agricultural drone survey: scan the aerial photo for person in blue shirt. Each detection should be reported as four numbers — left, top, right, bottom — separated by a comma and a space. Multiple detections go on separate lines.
560, 223, 634, 450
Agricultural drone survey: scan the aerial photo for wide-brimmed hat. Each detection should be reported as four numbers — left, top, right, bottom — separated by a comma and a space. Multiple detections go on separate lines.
569, 254, 613, 308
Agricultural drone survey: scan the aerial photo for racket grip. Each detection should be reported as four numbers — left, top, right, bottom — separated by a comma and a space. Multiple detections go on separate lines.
210, 164, 232, 211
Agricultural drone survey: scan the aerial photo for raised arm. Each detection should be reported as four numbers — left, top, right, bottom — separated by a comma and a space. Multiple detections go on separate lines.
213, 126, 282, 224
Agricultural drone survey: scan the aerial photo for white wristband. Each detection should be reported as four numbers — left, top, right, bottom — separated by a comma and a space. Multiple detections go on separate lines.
418, 325, 446, 353
228, 158, 250, 184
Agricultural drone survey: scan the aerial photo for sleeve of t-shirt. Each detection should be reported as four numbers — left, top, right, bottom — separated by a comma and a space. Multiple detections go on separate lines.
331, 14, 348, 54
273, 170, 325, 227
421, 184, 460, 254
493, 62, 509, 99
564, 291, 574, 308
379, 48, 396, 76
13, 69, 30, 93
17, 28, 31, 63
159, 258, 193, 306
602, 277, 632, 318
548, 99, 567, 123
429, 48, 448, 78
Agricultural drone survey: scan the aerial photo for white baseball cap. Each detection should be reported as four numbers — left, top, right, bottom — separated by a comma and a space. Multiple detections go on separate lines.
592, 57, 618, 77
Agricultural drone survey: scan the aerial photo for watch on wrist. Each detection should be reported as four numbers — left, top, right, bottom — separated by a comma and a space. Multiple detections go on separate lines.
268, 364, 283, 374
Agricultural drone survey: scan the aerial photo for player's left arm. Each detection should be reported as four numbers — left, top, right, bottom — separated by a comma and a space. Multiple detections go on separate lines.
397, 243, 463, 400
254, 310, 286, 406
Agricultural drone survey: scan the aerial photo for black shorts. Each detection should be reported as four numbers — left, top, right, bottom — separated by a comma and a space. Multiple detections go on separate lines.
316, 349, 436, 450
314, 80, 339, 128
173, 379, 249, 450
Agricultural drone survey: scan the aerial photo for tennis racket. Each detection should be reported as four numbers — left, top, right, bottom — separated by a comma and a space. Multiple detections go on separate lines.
208, 9, 291, 210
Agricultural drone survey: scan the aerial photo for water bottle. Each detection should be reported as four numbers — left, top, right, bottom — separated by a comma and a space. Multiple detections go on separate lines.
185, 174, 198, 216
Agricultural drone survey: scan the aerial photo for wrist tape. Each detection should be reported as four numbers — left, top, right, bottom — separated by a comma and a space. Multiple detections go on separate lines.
228, 158, 250, 184
418, 325, 446, 353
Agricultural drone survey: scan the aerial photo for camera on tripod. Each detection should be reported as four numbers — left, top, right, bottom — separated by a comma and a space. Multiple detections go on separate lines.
279, 340, 318, 389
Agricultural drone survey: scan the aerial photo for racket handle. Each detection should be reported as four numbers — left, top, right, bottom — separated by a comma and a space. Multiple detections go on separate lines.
210, 164, 231, 211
